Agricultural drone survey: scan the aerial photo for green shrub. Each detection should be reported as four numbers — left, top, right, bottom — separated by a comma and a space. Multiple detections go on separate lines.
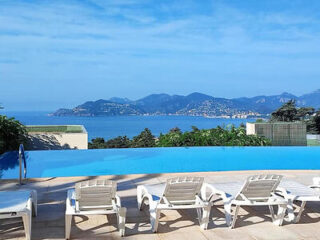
0, 115, 27, 154
131, 128, 155, 148
157, 125, 271, 147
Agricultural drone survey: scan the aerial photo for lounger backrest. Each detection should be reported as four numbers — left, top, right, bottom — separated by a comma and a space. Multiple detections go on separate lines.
237, 174, 282, 201
75, 179, 116, 210
163, 177, 204, 204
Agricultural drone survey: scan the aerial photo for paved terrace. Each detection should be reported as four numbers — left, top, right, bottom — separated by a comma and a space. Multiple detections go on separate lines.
1, 170, 320, 240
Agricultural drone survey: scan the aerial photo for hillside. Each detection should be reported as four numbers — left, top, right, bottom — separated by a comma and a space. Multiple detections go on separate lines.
52, 90, 320, 118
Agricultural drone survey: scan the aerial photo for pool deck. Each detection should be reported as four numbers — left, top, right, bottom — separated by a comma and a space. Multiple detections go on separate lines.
1, 170, 320, 240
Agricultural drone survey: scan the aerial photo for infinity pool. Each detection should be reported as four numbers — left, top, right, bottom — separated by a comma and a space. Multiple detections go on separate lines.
1, 147, 320, 179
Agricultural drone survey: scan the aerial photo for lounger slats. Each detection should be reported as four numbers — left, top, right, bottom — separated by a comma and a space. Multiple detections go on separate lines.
166, 196, 196, 202
79, 196, 113, 202
163, 177, 204, 204
75, 180, 117, 210
239, 175, 282, 201
167, 187, 199, 193
79, 201, 113, 207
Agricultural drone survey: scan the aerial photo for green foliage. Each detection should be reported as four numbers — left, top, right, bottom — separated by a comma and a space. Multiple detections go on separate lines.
89, 125, 271, 149
270, 100, 320, 133
105, 136, 131, 148
89, 136, 131, 149
271, 100, 315, 122
296, 107, 315, 120
271, 100, 298, 122
157, 125, 271, 147
307, 111, 320, 134
256, 119, 265, 123
0, 115, 27, 154
88, 137, 106, 149
131, 128, 156, 148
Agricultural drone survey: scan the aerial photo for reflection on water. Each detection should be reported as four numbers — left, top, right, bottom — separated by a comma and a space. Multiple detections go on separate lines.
0, 151, 22, 178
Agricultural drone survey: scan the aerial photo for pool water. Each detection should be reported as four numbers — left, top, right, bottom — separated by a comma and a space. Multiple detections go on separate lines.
1, 147, 320, 179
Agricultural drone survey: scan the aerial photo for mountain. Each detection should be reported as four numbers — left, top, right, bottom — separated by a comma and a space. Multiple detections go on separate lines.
108, 97, 132, 104
298, 89, 320, 109
52, 90, 320, 117
53, 99, 144, 116
232, 92, 299, 114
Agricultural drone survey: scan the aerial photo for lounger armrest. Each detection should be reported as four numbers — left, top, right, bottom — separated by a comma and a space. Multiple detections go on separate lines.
118, 206, 127, 218
195, 195, 205, 205
115, 194, 122, 208
201, 183, 228, 202
313, 177, 320, 186
309, 185, 320, 190
237, 193, 253, 203
162, 196, 171, 206
275, 187, 292, 199
66, 189, 75, 214
29, 190, 38, 217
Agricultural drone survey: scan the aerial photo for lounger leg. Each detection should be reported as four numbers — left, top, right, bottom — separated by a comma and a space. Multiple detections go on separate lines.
196, 207, 202, 226
201, 186, 207, 201
31, 190, 38, 217
65, 214, 72, 239
150, 207, 160, 233
200, 205, 211, 230
269, 205, 275, 221
273, 204, 287, 226
224, 202, 232, 227
286, 199, 296, 222
295, 201, 306, 223
137, 186, 144, 210
117, 207, 127, 236
22, 201, 32, 240
231, 205, 240, 229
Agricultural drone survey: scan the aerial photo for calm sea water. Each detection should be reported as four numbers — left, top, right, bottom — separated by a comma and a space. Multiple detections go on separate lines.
2, 111, 254, 140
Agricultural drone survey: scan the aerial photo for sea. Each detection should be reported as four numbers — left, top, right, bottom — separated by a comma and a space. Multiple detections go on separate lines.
2, 111, 254, 140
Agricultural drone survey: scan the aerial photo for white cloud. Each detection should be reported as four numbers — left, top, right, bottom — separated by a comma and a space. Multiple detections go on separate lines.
1, 0, 320, 108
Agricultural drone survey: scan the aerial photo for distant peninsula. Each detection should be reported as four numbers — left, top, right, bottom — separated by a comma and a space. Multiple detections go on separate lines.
51, 90, 320, 118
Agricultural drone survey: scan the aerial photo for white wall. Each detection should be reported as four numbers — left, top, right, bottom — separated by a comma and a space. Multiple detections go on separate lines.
27, 132, 88, 150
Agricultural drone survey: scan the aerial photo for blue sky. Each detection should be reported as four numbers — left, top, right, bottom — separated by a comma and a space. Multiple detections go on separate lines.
1, 0, 320, 110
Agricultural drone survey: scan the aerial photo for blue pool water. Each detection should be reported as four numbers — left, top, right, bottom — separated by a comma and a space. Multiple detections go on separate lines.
1, 147, 320, 179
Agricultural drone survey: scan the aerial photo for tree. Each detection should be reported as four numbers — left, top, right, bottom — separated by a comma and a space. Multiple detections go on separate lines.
296, 107, 315, 120
131, 128, 156, 148
270, 100, 320, 133
105, 136, 131, 148
88, 137, 106, 149
0, 115, 27, 154
307, 111, 320, 134
271, 100, 298, 122
169, 127, 182, 134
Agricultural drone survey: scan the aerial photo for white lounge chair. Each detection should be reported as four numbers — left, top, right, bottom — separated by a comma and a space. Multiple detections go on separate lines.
201, 174, 287, 228
0, 190, 37, 240
276, 180, 320, 223
65, 179, 126, 239
137, 176, 211, 232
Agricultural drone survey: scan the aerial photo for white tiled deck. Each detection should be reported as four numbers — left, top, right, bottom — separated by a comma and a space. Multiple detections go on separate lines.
1, 170, 320, 240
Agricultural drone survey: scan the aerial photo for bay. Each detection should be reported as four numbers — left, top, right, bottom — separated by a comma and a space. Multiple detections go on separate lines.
2, 111, 254, 140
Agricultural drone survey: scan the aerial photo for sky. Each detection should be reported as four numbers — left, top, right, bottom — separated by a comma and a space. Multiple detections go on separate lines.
1, 0, 320, 111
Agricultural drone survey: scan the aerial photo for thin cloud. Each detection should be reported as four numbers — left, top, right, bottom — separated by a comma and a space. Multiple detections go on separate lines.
1, 0, 320, 110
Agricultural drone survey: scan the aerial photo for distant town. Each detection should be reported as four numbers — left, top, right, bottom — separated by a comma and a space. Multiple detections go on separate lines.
52, 90, 320, 118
